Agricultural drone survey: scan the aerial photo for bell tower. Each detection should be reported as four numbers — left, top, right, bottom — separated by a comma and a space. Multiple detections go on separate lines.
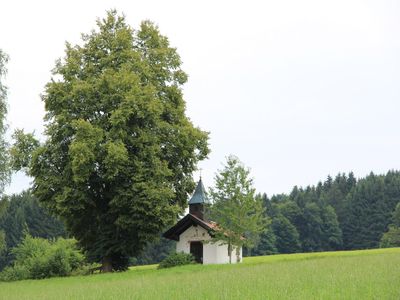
189, 178, 209, 220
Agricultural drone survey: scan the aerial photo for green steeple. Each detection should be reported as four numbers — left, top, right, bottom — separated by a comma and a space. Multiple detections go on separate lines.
189, 178, 209, 204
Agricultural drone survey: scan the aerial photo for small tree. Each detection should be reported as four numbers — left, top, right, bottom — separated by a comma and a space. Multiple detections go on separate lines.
209, 155, 266, 263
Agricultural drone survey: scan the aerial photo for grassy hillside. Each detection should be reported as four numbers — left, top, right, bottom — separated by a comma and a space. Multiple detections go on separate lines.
1, 248, 399, 300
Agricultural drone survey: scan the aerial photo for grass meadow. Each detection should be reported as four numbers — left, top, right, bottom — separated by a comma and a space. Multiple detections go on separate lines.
0, 248, 399, 299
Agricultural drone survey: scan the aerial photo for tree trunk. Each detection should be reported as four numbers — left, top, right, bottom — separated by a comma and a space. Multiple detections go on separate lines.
236, 246, 241, 263
101, 256, 113, 273
228, 242, 232, 264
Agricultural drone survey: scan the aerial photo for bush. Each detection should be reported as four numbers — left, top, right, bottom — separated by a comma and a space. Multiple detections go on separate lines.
0, 264, 30, 281
70, 262, 101, 276
380, 226, 400, 248
0, 235, 86, 281
158, 252, 195, 269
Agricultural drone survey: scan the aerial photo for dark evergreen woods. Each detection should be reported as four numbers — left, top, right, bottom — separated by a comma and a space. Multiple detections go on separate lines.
251, 171, 400, 255
380, 203, 400, 247
0, 172, 399, 271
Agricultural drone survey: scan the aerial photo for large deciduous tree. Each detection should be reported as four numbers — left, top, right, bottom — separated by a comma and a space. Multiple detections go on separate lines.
209, 155, 265, 263
19, 11, 209, 271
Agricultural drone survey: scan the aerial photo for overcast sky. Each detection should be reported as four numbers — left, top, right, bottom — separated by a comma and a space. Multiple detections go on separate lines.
1, 0, 400, 196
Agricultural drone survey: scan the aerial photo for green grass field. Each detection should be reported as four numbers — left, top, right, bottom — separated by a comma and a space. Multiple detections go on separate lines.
1, 248, 399, 300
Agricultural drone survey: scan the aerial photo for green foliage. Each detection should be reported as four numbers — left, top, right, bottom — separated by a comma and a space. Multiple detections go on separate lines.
251, 226, 277, 256
296, 202, 342, 252
0, 50, 10, 193
271, 214, 301, 253
342, 173, 397, 249
391, 202, 400, 227
320, 172, 356, 225
380, 226, 400, 248
380, 203, 400, 248
0, 230, 5, 255
244, 171, 400, 255
0, 235, 85, 281
320, 205, 342, 250
17, 10, 209, 271
0, 191, 65, 247
130, 237, 175, 266
10, 129, 40, 171
299, 202, 324, 251
157, 252, 195, 269
209, 155, 266, 262
0, 191, 65, 270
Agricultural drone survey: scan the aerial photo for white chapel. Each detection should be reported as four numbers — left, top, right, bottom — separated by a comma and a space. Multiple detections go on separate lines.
163, 179, 242, 264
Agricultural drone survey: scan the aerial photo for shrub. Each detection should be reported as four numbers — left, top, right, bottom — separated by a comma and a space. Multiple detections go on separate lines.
70, 262, 102, 276
0, 264, 30, 281
158, 252, 195, 269
380, 226, 400, 248
0, 235, 86, 281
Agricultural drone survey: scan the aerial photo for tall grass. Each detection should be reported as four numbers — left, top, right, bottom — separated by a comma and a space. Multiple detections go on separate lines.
0, 248, 399, 299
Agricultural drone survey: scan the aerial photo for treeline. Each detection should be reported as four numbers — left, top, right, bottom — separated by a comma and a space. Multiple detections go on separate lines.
251, 171, 400, 255
1, 170, 399, 271
0, 191, 65, 270
0, 191, 173, 270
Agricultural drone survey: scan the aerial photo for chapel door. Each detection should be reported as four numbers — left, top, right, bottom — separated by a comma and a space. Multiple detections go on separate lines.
190, 241, 203, 264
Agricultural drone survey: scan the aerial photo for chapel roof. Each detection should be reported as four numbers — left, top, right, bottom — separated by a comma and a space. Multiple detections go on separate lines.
188, 178, 210, 204
163, 213, 217, 241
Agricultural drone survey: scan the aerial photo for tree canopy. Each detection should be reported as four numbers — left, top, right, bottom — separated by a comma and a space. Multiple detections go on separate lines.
16, 11, 209, 271
209, 155, 266, 263
251, 171, 400, 255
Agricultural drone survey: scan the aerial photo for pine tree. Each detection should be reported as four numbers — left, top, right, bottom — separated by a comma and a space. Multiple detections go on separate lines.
301, 202, 324, 251
343, 173, 388, 249
271, 214, 301, 253
251, 227, 277, 255
320, 205, 342, 250
392, 202, 400, 227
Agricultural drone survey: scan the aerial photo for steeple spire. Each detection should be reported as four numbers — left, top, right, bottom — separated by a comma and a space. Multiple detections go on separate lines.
189, 178, 209, 204
189, 178, 209, 219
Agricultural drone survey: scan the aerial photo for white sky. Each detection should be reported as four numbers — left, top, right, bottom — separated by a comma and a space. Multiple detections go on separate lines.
1, 0, 400, 196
